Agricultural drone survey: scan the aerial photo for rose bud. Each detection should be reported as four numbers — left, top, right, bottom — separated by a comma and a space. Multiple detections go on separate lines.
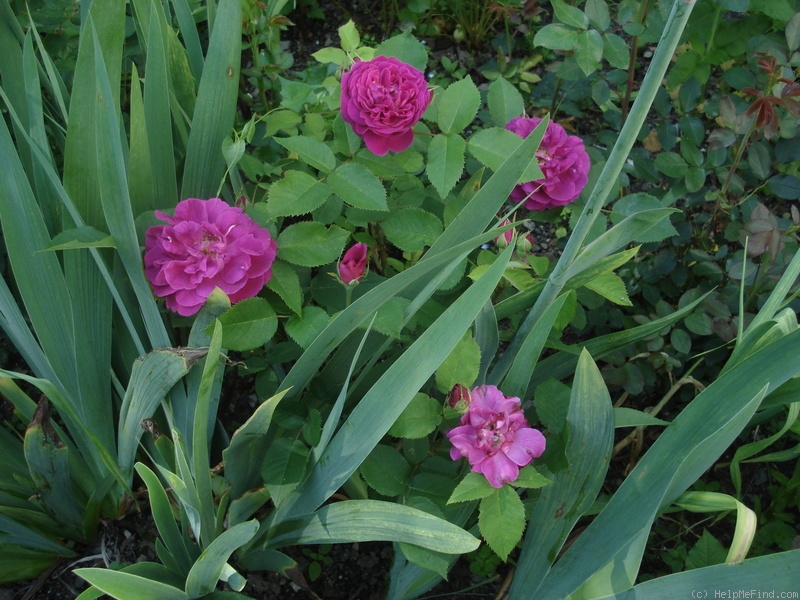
447, 384, 472, 413
338, 243, 369, 285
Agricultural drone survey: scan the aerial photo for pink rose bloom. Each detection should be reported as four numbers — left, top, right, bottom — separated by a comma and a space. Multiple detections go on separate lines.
447, 385, 546, 488
338, 243, 369, 285
144, 198, 278, 316
341, 55, 432, 156
506, 117, 590, 211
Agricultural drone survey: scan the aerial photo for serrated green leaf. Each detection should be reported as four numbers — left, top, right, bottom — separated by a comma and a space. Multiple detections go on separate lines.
361, 444, 412, 496
686, 530, 728, 570
586, 0, 611, 30
427, 134, 466, 199
388, 393, 442, 439
398, 543, 451, 579
374, 31, 428, 72
552, 0, 589, 28
267, 260, 303, 315
534, 23, 578, 51
285, 306, 330, 348
369, 295, 409, 339
210, 298, 277, 351
584, 271, 632, 306
277, 222, 349, 267
338, 20, 360, 52
312, 47, 347, 65
479, 486, 526, 561
488, 78, 524, 127
513, 466, 552, 489
268, 171, 331, 218
603, 33, 630, 69
575, 29, 603, 76
438, 77, 481, 135
382, 208, 443, 252
327, 162, 388, 211
435, 332, 480, 393
654, 151, 689, 177
448, 472, 497, 504
275, 136, 336, 173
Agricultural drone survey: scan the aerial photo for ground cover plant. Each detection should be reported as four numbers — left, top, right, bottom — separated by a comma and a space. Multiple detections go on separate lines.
0, 0, 799, 598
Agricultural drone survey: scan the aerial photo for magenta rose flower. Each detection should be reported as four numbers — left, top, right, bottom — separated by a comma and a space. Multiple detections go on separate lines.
338, 243, 369, 285
340, 55, 432, 156
447, 385, 546, 488
506, 117, 590, 211
144, 198, 278, 316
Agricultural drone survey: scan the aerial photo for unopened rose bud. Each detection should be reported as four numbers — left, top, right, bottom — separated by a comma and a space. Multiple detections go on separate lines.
517, 233, 535, 253
495, 220, 514, 248
338, 243, 369, 285
447, 384, 472, 413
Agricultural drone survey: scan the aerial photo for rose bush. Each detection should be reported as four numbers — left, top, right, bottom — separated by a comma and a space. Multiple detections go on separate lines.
340, 55, 432, 156
506, 116, 591, 211
144, 198, 278, 316
447, 385, 547, 488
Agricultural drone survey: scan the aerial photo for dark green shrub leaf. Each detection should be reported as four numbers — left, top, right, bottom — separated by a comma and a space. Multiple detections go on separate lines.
427, 133, 466, 198
552, 0, 589, 29
212, 298, 277, 351
435, 332, 481, 393
686, 530, 727, 570
602, 33, 629, 69
267, 260, 303, 316
670, 328, 692, 354
375, 30, 428, 72
488, 77, 524, 127
361, 444, 412, 496
534, 24, 578, 51
275, 135, 336, 173
388, 393, 442, 439
748, 142, 771, 180
654, 152, 689, 177
382, 207, 443, 252
327, 162, 388, 211
575, 30, 603, 76
438, 77, 481, 134
268, 171, 331, 217
285, 306, 330, 348
277, 222, 349, 267
766, 175, 800, 200
586, 0, 611, 30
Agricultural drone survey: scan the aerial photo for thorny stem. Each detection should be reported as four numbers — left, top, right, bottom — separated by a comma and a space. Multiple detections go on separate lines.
620, 0, 652, 124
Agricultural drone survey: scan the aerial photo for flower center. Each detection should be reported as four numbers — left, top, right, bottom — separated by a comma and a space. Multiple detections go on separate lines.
199, 231, 222, 256
477, 414, 510, 453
